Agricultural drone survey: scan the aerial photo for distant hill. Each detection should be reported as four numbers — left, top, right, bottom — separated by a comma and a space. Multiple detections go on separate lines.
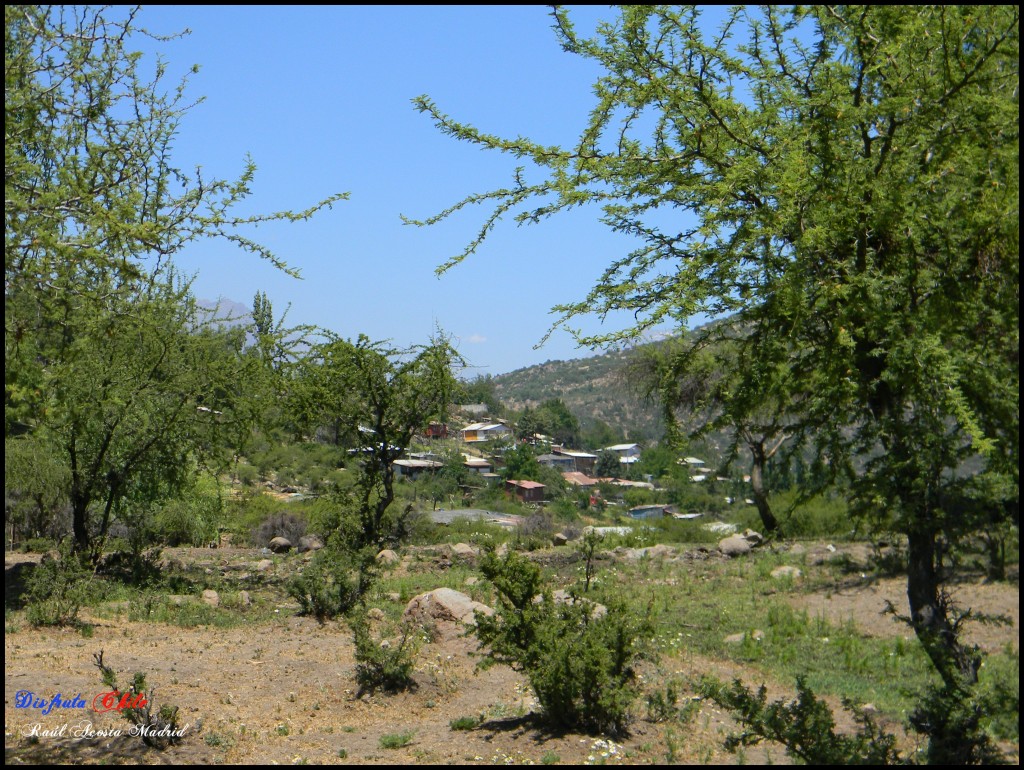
490, 345, 666, 443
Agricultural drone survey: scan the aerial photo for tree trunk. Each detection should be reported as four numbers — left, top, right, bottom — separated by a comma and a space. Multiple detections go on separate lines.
749, 443, 780, 534
905, 528, 982, 689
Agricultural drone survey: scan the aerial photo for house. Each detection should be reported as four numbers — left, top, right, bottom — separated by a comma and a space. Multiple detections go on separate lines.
460, 422, 513, 443
424, 421, 448, 439
462, 456, 493, 474
505, 479, 546, 503
393, 458, 443, 479
627, 504, 670, 520
552, 447, 597, 474
536, 453, 575, 471
562, 471, 599, 488
604, 443, 641, 465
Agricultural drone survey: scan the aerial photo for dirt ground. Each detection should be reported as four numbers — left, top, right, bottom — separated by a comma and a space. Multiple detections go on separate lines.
4, 544, 1018, 765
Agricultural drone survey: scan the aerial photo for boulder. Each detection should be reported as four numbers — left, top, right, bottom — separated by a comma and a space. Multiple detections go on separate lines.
254, 559, 274, 572
201, 589, 220, 607
552, 532, 569, 546
403, 588, 493, 627
770, 565, 802, 580
376, 549, 400, 566
543, 589, 607, 619
450, 543, 477, 562
742, 529, 764, 545
268, 536, 292, 554
719, 534, 753, 557
297, 535, 324, 553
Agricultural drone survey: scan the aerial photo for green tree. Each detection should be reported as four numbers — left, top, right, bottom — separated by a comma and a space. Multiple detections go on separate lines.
536, 398, 581, 447
5, 6, 345, 555
594, 450, 621, 479
412, 6, 1019, 761
301, 334, 462, 550
631, 332, 794, 534
502, 442, 542, 483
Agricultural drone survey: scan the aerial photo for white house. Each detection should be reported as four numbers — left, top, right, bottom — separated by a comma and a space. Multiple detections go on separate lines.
460, 422, 512, 443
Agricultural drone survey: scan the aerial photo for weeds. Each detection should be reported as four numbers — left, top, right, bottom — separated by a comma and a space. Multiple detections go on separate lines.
379, 729, 415, 749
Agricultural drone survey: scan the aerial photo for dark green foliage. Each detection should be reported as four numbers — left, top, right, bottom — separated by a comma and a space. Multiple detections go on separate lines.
701, 676, 903, 765
502, 443, 542, 482
910, 682, 1004, 765
474, 548, 649, 736
350, 612, 419, 695
594, 451, 621, 479
24, 542, 99, 626
449, 715, 482, 731
286, 545, 374, 623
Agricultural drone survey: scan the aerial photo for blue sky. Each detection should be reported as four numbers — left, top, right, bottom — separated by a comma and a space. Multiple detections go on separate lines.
135, 6, 713, 376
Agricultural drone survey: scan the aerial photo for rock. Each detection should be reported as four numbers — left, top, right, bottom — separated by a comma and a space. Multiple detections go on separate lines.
268, 537, 292, 554
464, 576, 479, 586
366, 607, 386, 622
770, 566, 802, 579
725, 630, 765, 644
742, 529, 764, 545
386, 592, 402, 603
297, 535, 323, 553
238, 590, 252, 607
255, 559, 274, 572
552, 532, 569, 546
719, 534, 753, 557
541, 589, 607, 619
201, 589, 220, 607
403, 588, 493, 627
450, 543, 477, 562
376, 549, 400, 566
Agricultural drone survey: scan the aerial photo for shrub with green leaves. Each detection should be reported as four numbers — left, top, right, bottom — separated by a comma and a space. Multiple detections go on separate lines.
351, 611, 419, 694
474, 548, 649, 735
93, 650, 184, 749
286, 546, 369, 623
24, 543, 99, 626
701, 675, 903, 765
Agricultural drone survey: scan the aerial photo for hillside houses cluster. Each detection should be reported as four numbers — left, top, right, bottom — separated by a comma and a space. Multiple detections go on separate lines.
396, 407, 744, 515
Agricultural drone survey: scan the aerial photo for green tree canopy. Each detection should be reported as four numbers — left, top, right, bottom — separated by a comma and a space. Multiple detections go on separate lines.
413, 6, 1019, 759
5, 5, 345, 554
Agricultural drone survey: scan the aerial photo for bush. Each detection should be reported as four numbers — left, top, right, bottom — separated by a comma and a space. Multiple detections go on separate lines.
351, 611, 419, 694
287, 545, 374, 623
474, 548, 649, 735
24, 543, 99, 626
701, 675, 902, 765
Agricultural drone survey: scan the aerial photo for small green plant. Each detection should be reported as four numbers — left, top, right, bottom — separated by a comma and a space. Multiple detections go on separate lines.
350, 611, 419, 694
541, 750, 561, 764
577, 529, 603, 592
93, 651, 185, 749
379, 729, 415, 749
337, 748, 348, 759
646, 678, 684, 723
449, 715, 481, 731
